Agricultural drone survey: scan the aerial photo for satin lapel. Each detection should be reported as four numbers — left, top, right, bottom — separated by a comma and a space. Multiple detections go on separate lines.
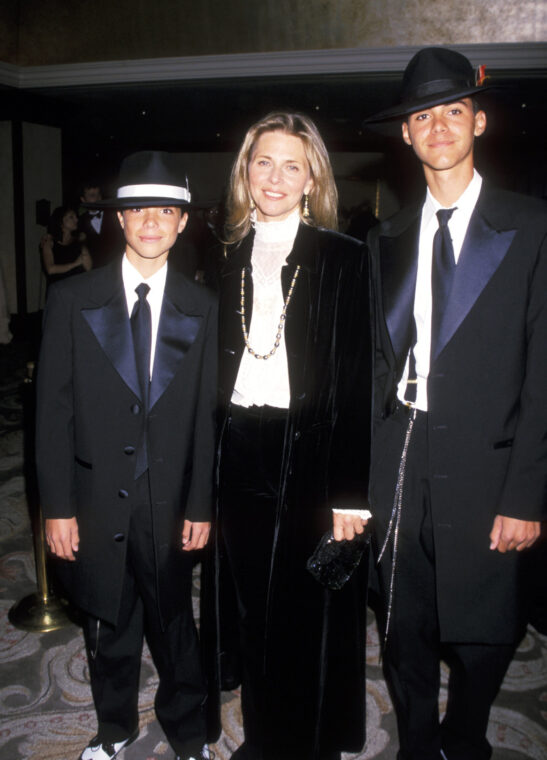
433, 210, 516, 361
81, 281, 141, 401
149, 276, 203, 410
380, 217, 420, 366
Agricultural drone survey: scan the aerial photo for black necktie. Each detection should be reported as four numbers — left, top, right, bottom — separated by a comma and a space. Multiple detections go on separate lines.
131, 283, 151, 477
431, 208, 456, 361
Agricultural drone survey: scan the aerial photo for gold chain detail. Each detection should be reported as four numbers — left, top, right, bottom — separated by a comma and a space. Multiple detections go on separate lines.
240, 265, 301, 360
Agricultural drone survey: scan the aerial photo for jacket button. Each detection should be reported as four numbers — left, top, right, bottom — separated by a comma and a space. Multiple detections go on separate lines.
294, 431, 301, 440
124, 446, 135, 455
113, 533, 125, 542
118, 489, 129, 498
130, 403, 141, 415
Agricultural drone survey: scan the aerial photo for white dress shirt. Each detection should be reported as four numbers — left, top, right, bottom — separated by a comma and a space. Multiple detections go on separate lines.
397, 170, 483, 411
122, 254, 167, 378
89, 210, 104, 235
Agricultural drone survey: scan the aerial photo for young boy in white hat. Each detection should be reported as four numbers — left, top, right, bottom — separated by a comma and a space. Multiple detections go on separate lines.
36, 151, 217, 760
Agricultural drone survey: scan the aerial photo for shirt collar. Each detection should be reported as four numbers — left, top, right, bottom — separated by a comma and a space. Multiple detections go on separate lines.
122, 253, 168, 297
252, 208, 301, 244
423, 169, 482, 223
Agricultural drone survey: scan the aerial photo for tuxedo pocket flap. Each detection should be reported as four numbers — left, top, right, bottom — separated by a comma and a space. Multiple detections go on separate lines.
75, 455, 93, 469
493, 438, 513, 450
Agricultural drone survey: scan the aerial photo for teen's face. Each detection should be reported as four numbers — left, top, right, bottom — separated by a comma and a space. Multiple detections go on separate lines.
117, 207, 188, 268
402, 98, 486, 174
62, 210, 78, 233
248, 130, 314, 223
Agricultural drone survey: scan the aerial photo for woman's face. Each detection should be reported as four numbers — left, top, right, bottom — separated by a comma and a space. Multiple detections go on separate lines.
62, 210, 78, 233
248, 130, 314, 223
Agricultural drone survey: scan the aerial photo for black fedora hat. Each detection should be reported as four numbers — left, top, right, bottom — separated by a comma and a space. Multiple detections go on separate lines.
83, 151, 192, 209
364, 47, 494, 124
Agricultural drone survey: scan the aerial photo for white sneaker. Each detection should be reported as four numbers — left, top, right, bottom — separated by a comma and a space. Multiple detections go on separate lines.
79, 731, 138, 760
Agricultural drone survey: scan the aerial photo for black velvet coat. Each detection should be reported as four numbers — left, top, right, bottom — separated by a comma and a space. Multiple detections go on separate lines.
208, 223, 372, 756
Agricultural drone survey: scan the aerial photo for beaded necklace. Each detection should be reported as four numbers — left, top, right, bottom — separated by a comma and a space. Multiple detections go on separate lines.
240, 265, 301, 360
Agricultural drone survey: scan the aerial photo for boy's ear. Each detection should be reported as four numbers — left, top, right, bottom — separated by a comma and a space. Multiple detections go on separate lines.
474, 109, 487, 137
402, 122, 412, 146
178, 212, 189, 234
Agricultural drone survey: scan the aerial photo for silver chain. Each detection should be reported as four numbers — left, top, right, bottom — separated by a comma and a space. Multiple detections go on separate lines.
377, 407, 417, 647
240, 265, 301, 360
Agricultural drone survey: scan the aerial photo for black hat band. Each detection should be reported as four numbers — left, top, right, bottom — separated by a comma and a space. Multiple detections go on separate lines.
407, 77, 474, 102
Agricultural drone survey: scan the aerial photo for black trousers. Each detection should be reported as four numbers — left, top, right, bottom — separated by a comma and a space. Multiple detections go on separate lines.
81, 473, 206, 758
220, 405, 342, 760
374, 406, 514, 760
220, 404, 286, 758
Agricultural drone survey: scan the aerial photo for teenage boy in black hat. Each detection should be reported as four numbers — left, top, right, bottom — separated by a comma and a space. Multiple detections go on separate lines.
363, 48, 547, 759
36, 152, 217, 760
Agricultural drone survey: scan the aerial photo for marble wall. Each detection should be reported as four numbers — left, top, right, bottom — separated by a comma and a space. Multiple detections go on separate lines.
2, 0, 545, 66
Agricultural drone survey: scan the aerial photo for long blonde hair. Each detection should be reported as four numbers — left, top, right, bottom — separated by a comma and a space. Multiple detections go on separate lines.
224, 112, 338, 244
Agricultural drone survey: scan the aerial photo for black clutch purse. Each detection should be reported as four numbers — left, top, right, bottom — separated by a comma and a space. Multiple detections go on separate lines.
306, 529, 370, 590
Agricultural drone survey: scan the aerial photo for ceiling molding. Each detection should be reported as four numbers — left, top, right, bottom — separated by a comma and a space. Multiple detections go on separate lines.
1, 43, 546, 90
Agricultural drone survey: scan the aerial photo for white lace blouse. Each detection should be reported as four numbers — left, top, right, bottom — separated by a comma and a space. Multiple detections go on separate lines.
231, 210, 300, 409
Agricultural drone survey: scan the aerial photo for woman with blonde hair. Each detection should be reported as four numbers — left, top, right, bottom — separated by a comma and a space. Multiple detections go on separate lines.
214, 112, 372, 760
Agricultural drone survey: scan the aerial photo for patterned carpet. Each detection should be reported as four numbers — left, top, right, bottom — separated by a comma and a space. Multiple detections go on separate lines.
1, 339, 546, 760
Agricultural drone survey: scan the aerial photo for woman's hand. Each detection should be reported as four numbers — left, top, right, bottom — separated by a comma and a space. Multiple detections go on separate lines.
332, 512, 369, 542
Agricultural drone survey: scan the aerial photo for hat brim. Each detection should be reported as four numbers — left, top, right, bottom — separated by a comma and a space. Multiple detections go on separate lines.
363, 83, 496, 125
83, 197, 193, 210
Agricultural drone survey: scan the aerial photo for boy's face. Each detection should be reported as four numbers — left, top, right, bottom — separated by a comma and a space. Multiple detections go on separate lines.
117, 206, 188, 269
401, 98, 486, 175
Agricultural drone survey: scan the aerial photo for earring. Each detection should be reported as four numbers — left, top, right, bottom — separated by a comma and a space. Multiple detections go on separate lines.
250, 198, 256, 211
303, 194, 310, 218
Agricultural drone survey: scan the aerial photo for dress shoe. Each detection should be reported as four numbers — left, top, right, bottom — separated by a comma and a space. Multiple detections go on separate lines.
79, 730, 138, 760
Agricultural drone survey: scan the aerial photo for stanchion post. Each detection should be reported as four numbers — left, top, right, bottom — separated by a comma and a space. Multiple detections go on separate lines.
8, 361, 72, 633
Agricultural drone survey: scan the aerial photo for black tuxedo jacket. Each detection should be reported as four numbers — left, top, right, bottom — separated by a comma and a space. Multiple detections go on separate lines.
36, 260, 218, 625
369, 183, 547, 643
